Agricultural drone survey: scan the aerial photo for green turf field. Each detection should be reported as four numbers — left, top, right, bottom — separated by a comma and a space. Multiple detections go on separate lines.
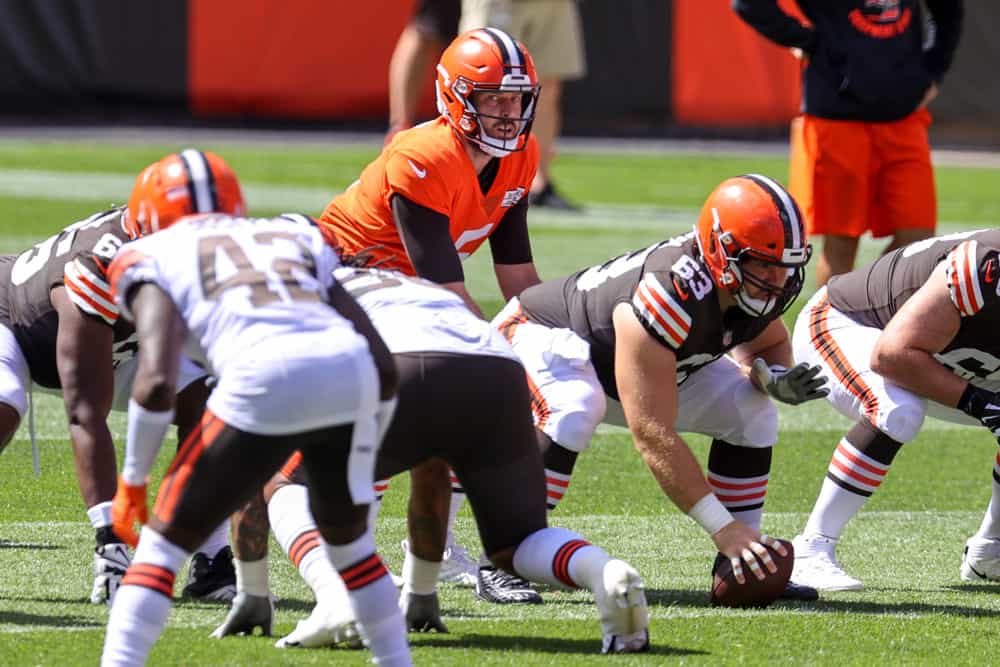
1, 139, 999, 665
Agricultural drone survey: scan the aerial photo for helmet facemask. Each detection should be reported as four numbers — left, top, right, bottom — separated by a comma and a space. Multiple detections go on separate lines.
435, 28, 541, 158
438, 70, 539, 158
707, 217, 810, 317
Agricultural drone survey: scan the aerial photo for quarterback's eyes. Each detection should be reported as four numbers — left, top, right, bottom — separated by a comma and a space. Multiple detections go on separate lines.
474, 92, 523, 111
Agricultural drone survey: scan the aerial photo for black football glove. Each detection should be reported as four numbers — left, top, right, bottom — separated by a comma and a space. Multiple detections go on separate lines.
751, 359, 829, 405
958, 384, 1000, 442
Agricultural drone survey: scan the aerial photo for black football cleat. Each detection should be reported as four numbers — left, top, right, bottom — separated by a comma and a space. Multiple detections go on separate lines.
780, 580, 819, 601
476, 566, 543, 604
528, 182, 582, 212
183, 546, 237, 603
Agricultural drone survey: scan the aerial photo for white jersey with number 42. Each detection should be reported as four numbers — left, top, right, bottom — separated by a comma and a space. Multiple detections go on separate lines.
111, 214, 348, 376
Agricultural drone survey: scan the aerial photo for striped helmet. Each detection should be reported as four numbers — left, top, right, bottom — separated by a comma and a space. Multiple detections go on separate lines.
124, 149, 245, 239
435, 28, 540, 157
694, 174, 811, 316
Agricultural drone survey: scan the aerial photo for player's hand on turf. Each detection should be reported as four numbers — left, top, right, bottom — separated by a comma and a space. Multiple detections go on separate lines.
211, 592, 274, 638
712, 521, 788, 584
112, 476, 148, 548
400, 590, 448, 633
751, 359, 829, 405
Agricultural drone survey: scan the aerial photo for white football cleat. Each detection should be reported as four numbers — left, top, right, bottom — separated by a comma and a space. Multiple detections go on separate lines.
275, 602, 363, 649
439, 541, 478, 587
595, 559, 649, 654
401, 539, 478, 587
790, 534, 863, 591
90, 542, 130, 605
961, 536, 1000, 582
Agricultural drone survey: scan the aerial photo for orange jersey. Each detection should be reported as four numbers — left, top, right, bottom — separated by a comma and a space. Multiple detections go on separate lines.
319, 117, 539, 275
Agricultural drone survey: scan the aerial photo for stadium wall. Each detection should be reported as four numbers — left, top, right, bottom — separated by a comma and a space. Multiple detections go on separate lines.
0, 1, 995, 145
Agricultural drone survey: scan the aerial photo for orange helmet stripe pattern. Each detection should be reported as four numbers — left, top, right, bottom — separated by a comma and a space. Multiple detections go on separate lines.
178, 149, 219, 217
477, 27, 529, 77
435, 28, 540, 157
125, 149, 244, 239
695, 174, 812, 317
740, 173, 808, 264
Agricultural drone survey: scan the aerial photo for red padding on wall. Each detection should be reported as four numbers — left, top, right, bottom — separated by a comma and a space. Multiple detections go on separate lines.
672, 0, 803, 127
189, 0, 414, 119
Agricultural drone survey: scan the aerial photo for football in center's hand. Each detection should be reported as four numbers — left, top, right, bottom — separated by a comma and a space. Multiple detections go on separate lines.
710, 539, 794, 609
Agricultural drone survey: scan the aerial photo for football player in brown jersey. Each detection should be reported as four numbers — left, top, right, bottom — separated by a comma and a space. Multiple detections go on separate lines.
486, 174, 827, 597
0, 162, 238, 605
788, 229, 1000, 590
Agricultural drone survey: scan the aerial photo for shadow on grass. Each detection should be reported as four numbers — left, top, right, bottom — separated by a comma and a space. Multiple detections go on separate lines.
645, 587, 1000, 618
411, 632, 703, 657
0, 609, 103, 628
0, 540, 62, 550
941, 583, 1000, 594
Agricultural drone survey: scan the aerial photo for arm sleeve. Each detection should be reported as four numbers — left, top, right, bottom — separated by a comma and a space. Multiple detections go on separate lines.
731, 0, 817, 53
488, 197, 533, 265
944, 241, 997, 317
391, 194, 464, 284
923, 0, 964, 81
631, 272, 693, 350
64, 256, 120, 325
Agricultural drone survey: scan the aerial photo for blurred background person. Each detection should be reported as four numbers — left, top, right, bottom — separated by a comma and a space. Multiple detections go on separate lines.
734, 0, 964, 287
386, 0, 462, 144
462, 0, 587, 211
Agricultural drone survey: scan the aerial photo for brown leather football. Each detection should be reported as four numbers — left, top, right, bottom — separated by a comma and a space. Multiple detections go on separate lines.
710, 539, 794, 609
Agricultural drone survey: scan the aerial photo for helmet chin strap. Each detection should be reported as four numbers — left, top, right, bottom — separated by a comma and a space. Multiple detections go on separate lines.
475, 133, 514, 158
734, 288, 777, 317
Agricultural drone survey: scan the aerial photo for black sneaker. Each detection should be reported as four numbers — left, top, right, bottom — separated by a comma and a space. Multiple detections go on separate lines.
475, 566, 543, 604
528, 182, 582, 212
780, 580, 819, 601
183, 546, 237, 602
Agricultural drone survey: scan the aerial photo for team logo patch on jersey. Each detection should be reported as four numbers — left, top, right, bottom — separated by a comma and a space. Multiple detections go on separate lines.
501, 187, 525, 208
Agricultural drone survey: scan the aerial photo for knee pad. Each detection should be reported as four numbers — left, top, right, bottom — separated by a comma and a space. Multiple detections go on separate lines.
878, 401, 926, 444
550, 399, 605, 453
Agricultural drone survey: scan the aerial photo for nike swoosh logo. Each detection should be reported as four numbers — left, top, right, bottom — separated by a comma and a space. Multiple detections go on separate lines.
407, 159, 427, 179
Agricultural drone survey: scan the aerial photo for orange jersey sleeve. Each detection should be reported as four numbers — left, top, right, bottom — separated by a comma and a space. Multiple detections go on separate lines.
318, 118, 539, 274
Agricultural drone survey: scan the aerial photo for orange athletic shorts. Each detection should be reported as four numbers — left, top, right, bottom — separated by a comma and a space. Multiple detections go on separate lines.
788, 109, 936, 239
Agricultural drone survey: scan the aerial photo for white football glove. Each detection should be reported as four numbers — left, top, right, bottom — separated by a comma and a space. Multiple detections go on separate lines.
751, 359, 829, 405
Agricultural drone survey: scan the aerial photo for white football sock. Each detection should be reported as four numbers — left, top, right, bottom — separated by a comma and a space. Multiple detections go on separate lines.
328, 532, 410, 666
101, 527, 188, 666
87, 501, 113, 530
512, 526, 608, 590
974, 453, 1000, 539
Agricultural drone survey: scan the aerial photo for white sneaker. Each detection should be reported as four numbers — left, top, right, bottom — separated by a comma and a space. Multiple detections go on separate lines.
790, 534, 863, 591
90, 542, 130, 605
400, 539, 478, 588
275, 602, 363, 649
960, 536, 1000, 581
595, 559, 649, 654
439, 542, 478, 587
